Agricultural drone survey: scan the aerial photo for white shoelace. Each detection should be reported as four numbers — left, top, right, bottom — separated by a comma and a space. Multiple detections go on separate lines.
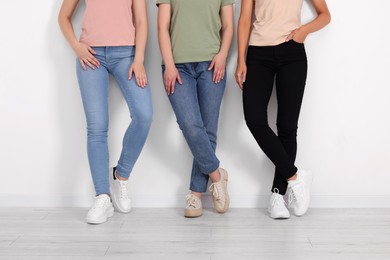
271, 189, 287, 208
185, 194, 200, 209
92, 196, 108, 210
288, 184, 304, 208
209, 182, 225, 202
118, 181, 129, 199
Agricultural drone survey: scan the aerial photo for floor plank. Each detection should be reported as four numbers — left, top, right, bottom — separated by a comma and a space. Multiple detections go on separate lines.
0, 208, 389, 259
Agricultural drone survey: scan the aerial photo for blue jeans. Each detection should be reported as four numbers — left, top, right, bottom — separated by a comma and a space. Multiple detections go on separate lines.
162, 61, 226, 192
76, 46, 153, 196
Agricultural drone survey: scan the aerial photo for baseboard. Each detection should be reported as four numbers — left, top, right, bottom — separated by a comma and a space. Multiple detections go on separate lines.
1, 194, 390, 208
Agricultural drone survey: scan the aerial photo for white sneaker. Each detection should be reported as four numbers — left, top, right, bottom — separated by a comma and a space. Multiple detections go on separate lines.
209, 168, 230, 213
268, 189, 290, 219
184, 193, 203, 218
86, 194, 114, 224
287, 169, 313, 216
109, 167, 131, 213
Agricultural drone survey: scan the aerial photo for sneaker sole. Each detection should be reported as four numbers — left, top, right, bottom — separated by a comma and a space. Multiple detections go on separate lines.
270, 212, 290, 219
86, 206, 114, 224
184, 208, 203, 218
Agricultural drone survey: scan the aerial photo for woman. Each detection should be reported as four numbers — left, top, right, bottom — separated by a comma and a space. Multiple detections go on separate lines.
157, 0, 234, 218
58, 0, 152, 224
235, 0, 331, 219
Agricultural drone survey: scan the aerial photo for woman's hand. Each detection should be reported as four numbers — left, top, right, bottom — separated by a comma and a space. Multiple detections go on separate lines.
286, 27, 309, 43
163, 65, 182, 95
235, 62, 247, 90
208, 52, 227, 84
73, 42, 100, 70
129, 59, 148, 88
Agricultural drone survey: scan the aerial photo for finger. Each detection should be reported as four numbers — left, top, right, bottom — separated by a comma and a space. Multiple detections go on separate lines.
208, 60, 215, 71
213, 70, 217, 83
128, 68, 133, 80
177, 74, 183, 85
136, 76, 141, 87
90, 56, 100, 66
139, 76, 144, 88
85, 57, 97, 69
213, 68, 220, 83
166, 84, 170, 95
240, 75, 245, 89
141, 75, 147, 88
218, 71, 223, 83
219, 71, 225, 83
235, 74, 240, 86
84, 59, 95, 70
166, 79, 172, 95
214, 71, 220, 83
137, 76, 142, 88
80, 59, 87, 71
88, 56, 99, 67
138, 74, 144, 88
171, 80, 175, 94
164, 79, 170, 95
220, 71, 225, 79
88, 46, 97, 55
143, 75, 148, 87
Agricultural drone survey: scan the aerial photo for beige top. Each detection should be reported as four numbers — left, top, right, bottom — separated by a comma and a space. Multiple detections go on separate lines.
249, 0, 303, 46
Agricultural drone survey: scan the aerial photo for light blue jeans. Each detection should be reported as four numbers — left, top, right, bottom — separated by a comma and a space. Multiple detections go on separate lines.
76, 46, 153, 196
162, 61, 226, 192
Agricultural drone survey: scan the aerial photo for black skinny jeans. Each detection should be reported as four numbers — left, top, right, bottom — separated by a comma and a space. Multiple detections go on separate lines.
243, 40, 308, 195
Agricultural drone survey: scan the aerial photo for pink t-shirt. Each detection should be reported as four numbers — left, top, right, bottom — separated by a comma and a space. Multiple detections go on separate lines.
80, 0, 135, 46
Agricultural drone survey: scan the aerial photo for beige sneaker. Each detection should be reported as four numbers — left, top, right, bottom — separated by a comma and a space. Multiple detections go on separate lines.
184, 194, 203, 218
209, 168, 230, 213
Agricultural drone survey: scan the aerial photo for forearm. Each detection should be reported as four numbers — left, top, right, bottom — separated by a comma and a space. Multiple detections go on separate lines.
58, 17, 79, 50
301, 12, 331, 35
158, 29, 175, 68
134, 20, 148, 63
219, 24, 233, 58
237, 19, 251, 64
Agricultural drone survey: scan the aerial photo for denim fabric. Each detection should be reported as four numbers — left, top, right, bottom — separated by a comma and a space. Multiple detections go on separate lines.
77, 46, 153, 195
162, 61, 226, 192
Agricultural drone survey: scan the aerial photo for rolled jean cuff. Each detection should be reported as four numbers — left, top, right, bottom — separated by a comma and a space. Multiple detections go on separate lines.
115, 164, 131, 179
189, 163, 219, 193
200, 162, 220, 177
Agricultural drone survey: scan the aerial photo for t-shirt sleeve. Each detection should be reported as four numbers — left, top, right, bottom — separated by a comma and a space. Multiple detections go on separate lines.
156, 0, 171, 6
221, 0, 234, 6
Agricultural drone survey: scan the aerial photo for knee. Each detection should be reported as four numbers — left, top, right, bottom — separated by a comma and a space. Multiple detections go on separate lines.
277, 124, 297, 142
178, 120, 204, 139
87, 125, 108, 140
132, 107, 153, 129
245, 119, 269, 132
86, 113, 108, 140
244, 110, 268, 131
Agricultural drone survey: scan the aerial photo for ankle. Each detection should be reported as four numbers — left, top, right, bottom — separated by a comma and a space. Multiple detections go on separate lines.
115, 171, 128, 181
191, 191, 202, 198
209, 169, 221, 183
287, 172, 298, 182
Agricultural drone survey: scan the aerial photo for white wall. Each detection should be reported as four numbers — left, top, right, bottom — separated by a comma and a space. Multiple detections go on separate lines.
1, 0, 389, 208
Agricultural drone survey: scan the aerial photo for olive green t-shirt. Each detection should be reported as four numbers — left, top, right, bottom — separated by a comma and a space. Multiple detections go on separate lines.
156, 0, 234, 64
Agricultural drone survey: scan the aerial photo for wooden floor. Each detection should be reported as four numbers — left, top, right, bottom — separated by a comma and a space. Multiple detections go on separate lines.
0, 208, 390, 259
